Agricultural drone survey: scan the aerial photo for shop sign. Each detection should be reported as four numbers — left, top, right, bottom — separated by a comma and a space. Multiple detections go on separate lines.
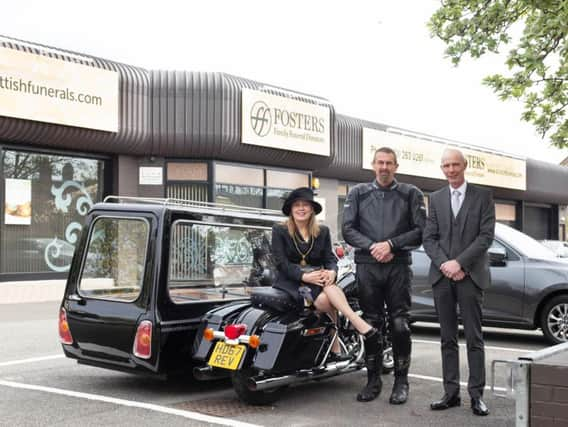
362, 128, 527, 191
0, 47, 118, 132
139, 167, 163, 185
241, 88, 330, 156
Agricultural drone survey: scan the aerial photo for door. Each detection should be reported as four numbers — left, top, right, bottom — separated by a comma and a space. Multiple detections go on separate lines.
482, 239, 526, 323
65, 213, 156, 368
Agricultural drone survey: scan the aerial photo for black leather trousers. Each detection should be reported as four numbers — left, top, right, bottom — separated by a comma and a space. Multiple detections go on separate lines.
357, 263, 412, 375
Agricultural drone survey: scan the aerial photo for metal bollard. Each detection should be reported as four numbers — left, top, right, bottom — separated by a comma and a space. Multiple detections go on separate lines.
491, 359, 530, 427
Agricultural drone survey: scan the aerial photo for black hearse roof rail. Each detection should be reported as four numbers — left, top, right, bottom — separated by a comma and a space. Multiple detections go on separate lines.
102, 196, 285, 222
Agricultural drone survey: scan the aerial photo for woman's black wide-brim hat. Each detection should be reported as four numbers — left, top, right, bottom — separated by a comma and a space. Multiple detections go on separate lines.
282, 187, 322, 216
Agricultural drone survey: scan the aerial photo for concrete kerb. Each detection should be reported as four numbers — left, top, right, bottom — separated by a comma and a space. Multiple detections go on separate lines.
0, 280, 66, 304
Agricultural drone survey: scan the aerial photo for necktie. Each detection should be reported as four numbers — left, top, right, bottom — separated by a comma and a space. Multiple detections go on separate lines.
451, 190, 461, 218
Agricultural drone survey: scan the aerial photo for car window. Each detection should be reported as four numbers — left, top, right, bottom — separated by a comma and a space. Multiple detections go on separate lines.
78, 217, 149, 301
168, 220, 272, 303
490, 239, 520, 261
496, 223, 557, 260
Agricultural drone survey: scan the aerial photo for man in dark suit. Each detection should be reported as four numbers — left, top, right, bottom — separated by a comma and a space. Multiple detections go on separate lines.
423, 148, 495, 416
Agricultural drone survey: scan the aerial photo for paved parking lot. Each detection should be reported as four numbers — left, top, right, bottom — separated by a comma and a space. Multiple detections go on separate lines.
0, 301, 549, 426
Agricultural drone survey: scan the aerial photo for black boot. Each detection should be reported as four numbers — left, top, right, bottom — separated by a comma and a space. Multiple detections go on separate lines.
357, 328, 383, 402
389, 357, 410, 405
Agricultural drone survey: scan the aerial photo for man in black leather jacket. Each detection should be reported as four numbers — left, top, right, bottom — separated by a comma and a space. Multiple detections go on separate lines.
343, 146, 426, 404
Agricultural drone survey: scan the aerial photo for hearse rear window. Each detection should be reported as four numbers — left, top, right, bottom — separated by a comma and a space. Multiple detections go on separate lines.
78, 217, 149, 301
168, 221, 272, 303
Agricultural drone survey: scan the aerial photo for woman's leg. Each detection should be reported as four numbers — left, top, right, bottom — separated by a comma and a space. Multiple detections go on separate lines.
322, 284, 373, 335
314, 293, 341, 353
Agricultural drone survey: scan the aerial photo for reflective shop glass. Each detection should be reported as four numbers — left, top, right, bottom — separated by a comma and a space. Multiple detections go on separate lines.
266, 188, 288, 211
215, 184, 263, 208
1, 150, 105, 273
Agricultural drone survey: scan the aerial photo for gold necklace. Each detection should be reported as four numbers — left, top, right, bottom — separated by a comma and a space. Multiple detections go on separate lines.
292, 231, 315, 266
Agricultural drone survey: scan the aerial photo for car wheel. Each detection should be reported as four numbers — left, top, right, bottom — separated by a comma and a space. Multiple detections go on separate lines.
540, 295, 568, 345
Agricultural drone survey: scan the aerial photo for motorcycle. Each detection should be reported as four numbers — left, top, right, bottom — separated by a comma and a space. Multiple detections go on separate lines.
193, 250, 393, 405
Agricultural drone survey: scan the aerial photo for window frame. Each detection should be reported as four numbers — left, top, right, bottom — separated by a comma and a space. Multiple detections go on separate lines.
167, 219, 272, 305
77, 215, 150, 303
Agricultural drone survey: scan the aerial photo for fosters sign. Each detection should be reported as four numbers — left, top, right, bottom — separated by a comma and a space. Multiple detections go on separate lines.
0, 47, 118, 132
241, 88, 330, 156
363, 128, 527, 191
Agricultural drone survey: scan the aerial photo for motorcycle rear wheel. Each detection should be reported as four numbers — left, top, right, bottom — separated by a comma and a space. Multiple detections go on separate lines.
232, 368, 285, 405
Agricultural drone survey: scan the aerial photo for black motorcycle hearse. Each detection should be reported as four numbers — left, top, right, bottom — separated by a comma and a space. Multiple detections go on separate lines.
59, 197, 392, 404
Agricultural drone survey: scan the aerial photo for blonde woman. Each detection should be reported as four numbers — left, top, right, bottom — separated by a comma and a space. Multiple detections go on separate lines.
271, 187, 379, 393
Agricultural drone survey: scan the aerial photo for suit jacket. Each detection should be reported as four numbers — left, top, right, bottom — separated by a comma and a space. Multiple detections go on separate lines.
271, 223, 337, 298
423, 183, 496, 289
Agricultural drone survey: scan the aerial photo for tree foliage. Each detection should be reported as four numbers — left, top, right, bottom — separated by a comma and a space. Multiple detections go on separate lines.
429, 0, 568, 148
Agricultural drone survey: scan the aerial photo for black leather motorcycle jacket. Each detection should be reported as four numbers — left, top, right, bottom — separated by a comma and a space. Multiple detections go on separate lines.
342, 179, 426, 264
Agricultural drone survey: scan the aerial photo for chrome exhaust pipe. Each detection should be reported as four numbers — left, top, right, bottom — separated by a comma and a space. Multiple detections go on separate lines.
248, 360, 362, 391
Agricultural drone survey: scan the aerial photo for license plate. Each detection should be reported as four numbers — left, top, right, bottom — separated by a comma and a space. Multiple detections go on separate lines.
208, 341, 245, 370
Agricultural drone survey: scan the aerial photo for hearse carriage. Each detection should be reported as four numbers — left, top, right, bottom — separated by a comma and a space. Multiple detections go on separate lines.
59, 197, 282, 376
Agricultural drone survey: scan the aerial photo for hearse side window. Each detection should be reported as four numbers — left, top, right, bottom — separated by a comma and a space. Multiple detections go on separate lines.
168, 221, 272, 303
78, 217, 149, 301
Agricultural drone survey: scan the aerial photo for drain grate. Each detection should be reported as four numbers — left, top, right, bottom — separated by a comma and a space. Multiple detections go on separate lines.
174, 398, 274, 417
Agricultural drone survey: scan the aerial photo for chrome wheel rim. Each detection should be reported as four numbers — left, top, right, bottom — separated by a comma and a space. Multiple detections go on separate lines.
547, 303, 568, 342
383, 347, 394, 369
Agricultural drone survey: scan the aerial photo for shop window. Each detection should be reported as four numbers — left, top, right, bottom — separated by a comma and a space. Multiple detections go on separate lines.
165, 162, 209, 203
213, 162, 310, 211
496, 203, 516, 228
525, 205, 552, 240
167, 162, 207, 181
266, 170, 309, 189
215, 184, 263, 208
266, 188, 289, 211
1, 150, 105, 274
167, 221, 272, 303
216, 164, 263, 187
167, 183, 208, 203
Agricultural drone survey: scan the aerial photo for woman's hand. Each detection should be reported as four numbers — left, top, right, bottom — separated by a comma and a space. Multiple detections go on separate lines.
322, 270, 336, 287
301, 270, 326, 287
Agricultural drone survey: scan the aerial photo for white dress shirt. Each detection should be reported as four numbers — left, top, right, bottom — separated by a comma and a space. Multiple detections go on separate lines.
449, 181, 467, 216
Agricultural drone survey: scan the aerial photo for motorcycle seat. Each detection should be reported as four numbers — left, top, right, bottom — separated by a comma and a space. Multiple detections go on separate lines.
250, 287, 297, 313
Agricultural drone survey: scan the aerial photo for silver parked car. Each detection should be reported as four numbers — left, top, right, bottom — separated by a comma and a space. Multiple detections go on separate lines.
410, 223, 568, 344
540, 240, 568, 258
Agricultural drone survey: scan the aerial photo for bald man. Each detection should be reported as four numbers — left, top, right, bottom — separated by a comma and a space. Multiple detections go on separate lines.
422, 148, 495, 416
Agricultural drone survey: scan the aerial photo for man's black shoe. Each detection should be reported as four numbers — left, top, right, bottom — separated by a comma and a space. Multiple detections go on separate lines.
471, 398, 489, 416
430, 394, 461, 410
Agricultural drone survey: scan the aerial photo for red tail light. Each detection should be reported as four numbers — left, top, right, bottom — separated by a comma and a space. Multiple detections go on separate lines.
58, 308, 73, 345
224, 324, 247, 340
133, 320, 152, 359
335, 246, 345, 258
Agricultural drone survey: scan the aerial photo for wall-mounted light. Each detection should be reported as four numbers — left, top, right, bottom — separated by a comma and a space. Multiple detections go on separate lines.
311, 177, 320, 190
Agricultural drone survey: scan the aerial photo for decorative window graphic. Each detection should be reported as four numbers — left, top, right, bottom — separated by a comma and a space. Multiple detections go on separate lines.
1, 150, 104, 274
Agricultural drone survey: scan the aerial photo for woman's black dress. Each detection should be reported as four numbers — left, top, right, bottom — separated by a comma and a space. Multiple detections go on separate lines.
271, 223, 337, 309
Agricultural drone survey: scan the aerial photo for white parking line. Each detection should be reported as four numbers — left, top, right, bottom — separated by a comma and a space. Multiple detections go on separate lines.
408, 373, 508, 393
413, 339, 536, 353
0, 379, 262, 427
0, 354, 64, 367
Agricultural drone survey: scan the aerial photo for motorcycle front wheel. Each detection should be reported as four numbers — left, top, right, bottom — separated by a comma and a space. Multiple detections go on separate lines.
232, 368, 285, 405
